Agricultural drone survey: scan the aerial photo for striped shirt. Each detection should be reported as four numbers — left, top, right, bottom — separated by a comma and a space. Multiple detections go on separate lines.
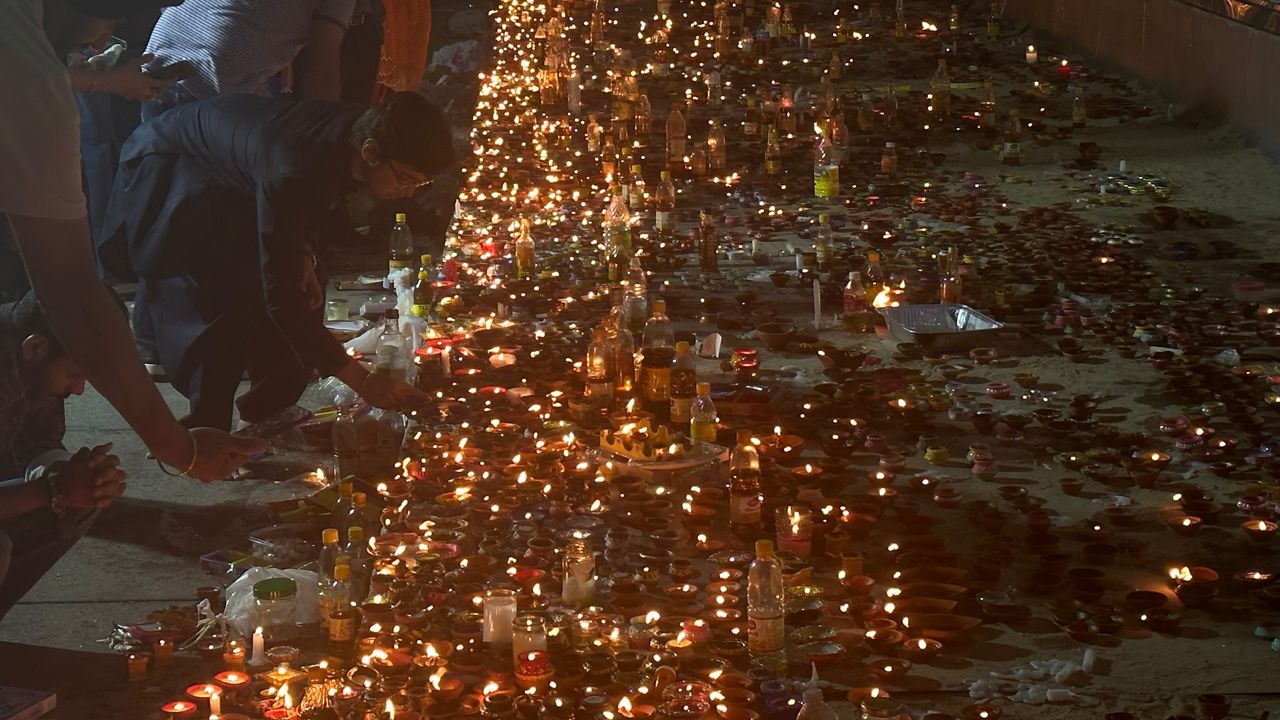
146, 0, 357, 100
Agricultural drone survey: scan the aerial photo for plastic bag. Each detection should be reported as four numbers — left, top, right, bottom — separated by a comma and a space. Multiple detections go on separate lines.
221, 567, 320, 637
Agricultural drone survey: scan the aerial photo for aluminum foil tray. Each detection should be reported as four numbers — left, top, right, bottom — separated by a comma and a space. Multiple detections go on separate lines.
878, 304, 1005, 350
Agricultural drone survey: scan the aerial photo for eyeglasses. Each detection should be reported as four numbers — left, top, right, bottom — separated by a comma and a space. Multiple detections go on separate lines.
389, 162, 432, 193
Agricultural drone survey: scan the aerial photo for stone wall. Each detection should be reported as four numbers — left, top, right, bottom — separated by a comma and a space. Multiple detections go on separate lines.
1005, 0, 1280, 154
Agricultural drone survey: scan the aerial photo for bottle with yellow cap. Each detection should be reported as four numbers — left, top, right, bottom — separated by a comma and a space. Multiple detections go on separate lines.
388, 212, 415, 274
669, 341, 697, 425
318, 562, 352, 629
690, 382, 717, 446
343, 492, 374, 539
864, 251, 886, 301
412, 253, 435, 318
747, 539, 785, 663
320, 528, 342, 582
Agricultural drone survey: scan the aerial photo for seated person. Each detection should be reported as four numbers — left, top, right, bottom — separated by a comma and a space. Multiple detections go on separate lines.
0, 291, 126, 620
101, 91, 453, 431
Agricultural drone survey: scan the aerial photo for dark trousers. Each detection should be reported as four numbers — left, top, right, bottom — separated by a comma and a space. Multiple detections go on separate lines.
0, 507, 97, 621
341, 15, 385, 105
77, 91, 143, 284
139, 276, 312, 431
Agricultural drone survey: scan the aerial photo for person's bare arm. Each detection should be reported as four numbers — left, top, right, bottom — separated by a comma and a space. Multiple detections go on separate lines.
292, 18, 346, 101
8, 214, 265, 480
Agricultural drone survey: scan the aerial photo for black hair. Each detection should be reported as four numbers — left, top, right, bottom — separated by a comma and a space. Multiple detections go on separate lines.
0, 291, 59, 355
351, 92, 456, 177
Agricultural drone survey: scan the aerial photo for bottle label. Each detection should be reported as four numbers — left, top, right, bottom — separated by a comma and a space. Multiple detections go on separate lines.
748, 613, 785, 652
655, 211, 671, 230
744, 121, 759, 137
844, 291, 868, 316
814, 164, 839, 198
329, 611, 357, 644
642, 367, 671, 402
765, 159, 780, 175
731, 492, 762, 525
412, 304, 431, 318
670, 398, 693, 425
588, 381, 614, 400
691, 420, 717, 444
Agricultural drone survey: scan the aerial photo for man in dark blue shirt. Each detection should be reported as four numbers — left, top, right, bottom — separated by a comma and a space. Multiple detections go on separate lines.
102, 91, 451, 431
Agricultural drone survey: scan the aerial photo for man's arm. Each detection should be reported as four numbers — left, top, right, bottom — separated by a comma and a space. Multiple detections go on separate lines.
292, 18, 347, 101
8, 214, 265, 480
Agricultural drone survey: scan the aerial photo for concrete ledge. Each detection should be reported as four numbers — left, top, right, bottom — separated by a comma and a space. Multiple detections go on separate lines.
1007, 0, 1280, 154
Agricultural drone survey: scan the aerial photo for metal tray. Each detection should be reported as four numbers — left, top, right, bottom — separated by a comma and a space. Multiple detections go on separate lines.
878, 304, 1005, 350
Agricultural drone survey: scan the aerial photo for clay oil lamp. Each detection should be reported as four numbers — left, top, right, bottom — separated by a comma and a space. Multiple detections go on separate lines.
1167, 515, 1203, 537
1242, 518, 1278, 543
899, 637, 943, 662
1234, 569, 1275, 589
871, 658, 911, 683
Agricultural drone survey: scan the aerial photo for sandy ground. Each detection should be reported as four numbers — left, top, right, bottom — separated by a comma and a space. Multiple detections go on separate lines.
5, 3, 1280, 720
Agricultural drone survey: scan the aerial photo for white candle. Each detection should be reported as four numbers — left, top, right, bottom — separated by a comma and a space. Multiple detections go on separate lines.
442, 346, 452, 377
482, 590, 518, 644
813, 279, 822, 329
248, 627, 266, 667
1025, 45, 1037, 64
208, 687, 222, 716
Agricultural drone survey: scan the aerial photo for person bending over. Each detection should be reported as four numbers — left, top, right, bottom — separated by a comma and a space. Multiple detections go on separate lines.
102, 91, 453, 431
0, 292, 126, 619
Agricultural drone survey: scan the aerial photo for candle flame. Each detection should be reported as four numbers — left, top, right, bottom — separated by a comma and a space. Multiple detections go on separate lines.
483, 682, 500, 696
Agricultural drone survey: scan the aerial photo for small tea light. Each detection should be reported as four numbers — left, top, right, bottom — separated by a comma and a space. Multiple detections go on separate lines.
790, 463, 823, 482
1025, 45, 1038, 64
1168, 515, 1203, 537
1243, 519, 1278, 543
153, 638, 174, 666
775, 506, 813, 558
127, 653, 148, 682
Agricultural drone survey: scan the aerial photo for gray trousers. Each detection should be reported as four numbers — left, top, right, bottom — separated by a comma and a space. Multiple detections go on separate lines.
0, 507, 97, 621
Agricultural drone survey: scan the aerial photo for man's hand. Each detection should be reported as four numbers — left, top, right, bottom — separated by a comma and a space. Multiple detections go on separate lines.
99, 55, 173, 101
302, 260, 324, 311
183, 428, 268, 483
360, 373, 431, 413
53, 444, 126, 510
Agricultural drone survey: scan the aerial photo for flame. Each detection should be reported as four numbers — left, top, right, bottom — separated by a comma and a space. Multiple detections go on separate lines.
619, 697, 634, 715
483, 682, 500, 696
429, 667, 447, 691
645, 610, 661, 624
426, 644, 439, 658
872, 285, 895, 308
387, 699, 397, 718
1169, 566, 1193, 582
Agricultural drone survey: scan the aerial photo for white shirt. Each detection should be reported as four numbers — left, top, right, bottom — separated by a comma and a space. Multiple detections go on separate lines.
0, 0, 87, 220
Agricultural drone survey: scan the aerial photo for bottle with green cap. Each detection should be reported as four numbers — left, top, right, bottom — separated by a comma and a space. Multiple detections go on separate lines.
320, 528, 342, 581
669, 341, 697, 425
690, 382, 717, 446
747, 539, 785, 663
388, 212, 415, 274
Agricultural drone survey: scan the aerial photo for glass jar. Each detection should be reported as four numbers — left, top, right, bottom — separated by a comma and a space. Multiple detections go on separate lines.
253, 578, 298, 643
512, 614, 549, 661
